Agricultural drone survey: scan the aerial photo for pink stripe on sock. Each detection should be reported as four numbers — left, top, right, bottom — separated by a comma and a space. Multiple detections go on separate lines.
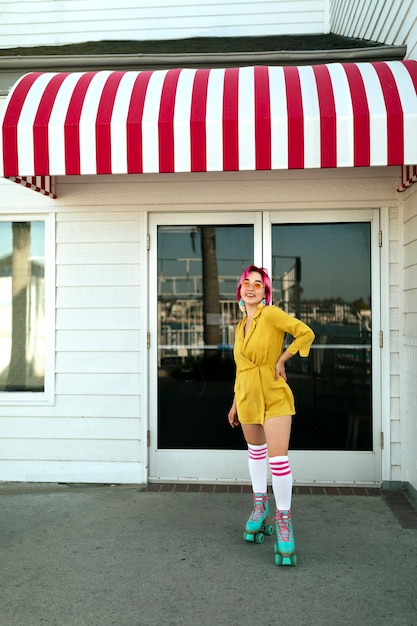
248, 444, 267, 461
270, 461, 291, 477
249, 450, 267, 460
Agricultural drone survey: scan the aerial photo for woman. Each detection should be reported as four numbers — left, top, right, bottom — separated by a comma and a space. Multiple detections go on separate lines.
228, 265, 314, 566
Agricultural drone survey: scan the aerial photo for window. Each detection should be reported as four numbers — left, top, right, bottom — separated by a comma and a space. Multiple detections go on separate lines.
0, 219, 47, 393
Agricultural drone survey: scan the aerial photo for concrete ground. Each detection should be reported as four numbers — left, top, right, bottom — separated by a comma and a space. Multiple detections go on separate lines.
1, 483, 416, 626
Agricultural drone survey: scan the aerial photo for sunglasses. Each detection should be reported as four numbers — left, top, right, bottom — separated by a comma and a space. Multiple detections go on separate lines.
241, 279, 264, 290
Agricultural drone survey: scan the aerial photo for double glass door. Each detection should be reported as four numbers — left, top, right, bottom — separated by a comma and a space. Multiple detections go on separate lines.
148, 210, 381, 485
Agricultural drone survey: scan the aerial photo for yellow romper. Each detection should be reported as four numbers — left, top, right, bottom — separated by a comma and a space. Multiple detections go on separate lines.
233, 304, 315, 424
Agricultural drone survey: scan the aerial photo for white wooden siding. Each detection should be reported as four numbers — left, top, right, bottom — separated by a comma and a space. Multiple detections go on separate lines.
0, 0, 327, 49
1, 416, 140, 438
402, 186, 417, 489
0, 198, 147, 483
54, 211, 146, 480
330, 0, 417, 60
388, 206, 401, 481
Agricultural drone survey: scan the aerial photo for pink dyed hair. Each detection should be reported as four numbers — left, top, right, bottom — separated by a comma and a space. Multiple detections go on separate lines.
236, 265, 272, 305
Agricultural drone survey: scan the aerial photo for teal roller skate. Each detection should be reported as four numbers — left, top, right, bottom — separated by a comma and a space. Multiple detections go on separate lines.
243, 493, 274, 544
274, 510, 297, 565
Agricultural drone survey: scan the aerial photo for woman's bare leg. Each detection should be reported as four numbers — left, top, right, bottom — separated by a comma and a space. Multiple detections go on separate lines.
263, 415, 292, 456
241, 423, 266, 446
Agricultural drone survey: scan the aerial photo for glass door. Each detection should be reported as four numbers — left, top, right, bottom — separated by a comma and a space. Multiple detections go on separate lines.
266, 210, 381, 485
148, 213, 262, 482
148, 209, 382, 485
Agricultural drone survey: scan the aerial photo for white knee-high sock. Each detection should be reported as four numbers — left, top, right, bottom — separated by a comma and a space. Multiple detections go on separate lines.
247, 443, 268, 493
269, 455, 293, 511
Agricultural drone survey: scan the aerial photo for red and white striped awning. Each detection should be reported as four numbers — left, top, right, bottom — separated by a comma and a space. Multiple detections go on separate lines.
399, 164, 417, 191
8, 175, 56, 197
1, 61, 417, 181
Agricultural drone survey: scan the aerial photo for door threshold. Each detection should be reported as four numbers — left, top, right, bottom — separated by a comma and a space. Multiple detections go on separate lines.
145, 481, 383, 495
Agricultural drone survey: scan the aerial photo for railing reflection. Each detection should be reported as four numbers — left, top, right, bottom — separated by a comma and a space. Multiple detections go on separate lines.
157, 294, 372, 451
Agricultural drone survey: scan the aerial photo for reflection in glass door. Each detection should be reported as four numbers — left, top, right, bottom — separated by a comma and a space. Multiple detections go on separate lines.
157, 225, 254, 450
271, 223, 372, 451
149, 211, 381, 485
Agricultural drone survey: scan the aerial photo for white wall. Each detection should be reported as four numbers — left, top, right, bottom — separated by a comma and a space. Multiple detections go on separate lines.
401, 185, 417, 490
0, 165, 406, 485
331, 0, 417, 60
0, 175, 148, 483
388, 205, 402, 482
0, 0, 328, 49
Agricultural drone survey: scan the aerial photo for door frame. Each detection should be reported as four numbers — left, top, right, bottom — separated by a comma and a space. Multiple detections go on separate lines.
147, 208, 383, 486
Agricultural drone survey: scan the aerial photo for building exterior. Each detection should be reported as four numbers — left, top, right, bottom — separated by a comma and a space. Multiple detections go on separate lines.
0, 1, 416, 494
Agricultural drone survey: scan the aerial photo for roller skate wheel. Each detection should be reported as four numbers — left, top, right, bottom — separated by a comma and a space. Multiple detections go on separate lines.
275, 553, 297, 566
254, 532, 265, 544
264, 524, 274, 536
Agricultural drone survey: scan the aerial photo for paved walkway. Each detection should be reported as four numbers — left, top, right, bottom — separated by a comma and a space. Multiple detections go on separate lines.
1, 483, 417, 626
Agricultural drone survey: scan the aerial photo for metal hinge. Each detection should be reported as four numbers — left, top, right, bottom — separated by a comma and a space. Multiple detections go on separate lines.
379, 230, 382, 247
147, 332, 151, 349
147, 430, 151, 447
379, 331, 383, 348
380, 432, 384, 449
147, 234, 150, 251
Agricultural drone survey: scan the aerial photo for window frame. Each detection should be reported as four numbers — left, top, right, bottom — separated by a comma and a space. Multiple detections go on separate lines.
0, 213, 55, 405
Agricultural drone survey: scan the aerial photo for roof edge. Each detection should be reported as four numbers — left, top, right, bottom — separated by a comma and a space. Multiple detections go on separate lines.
0, 44, 407, 71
